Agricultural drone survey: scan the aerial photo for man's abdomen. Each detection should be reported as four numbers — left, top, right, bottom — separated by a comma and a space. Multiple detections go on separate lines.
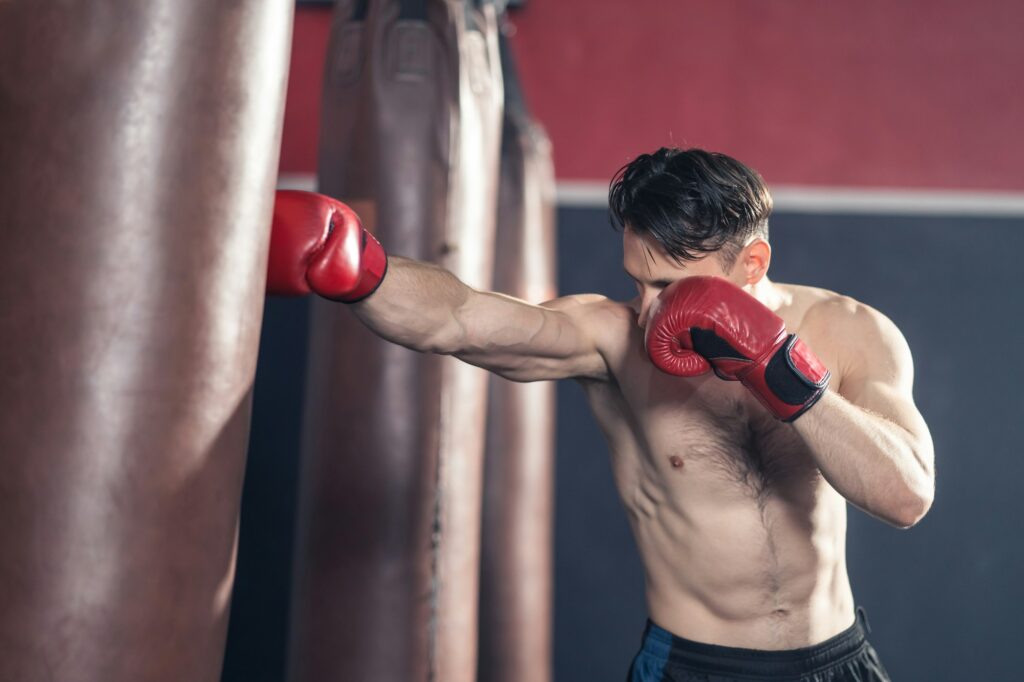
630, 479, 856, 651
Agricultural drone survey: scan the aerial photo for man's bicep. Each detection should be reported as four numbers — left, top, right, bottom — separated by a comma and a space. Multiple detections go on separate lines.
451, 291, 614, 382
834, 304, 927, 437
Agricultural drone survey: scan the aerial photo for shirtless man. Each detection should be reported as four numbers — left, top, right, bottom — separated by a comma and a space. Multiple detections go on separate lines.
270, 148, 934, 681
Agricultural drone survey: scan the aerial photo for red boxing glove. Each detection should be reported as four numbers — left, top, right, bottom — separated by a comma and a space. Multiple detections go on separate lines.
267, 190, 388, 303
645, 276, 830, 422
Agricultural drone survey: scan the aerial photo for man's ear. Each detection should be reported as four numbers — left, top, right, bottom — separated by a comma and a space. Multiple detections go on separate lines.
740, 238, 771, 284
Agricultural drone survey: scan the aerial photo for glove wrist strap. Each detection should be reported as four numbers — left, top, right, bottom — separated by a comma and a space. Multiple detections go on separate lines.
741, 335, 830, 421
339, 230, 388, 303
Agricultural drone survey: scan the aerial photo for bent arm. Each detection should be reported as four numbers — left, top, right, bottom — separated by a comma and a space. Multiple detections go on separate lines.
794, 301, 935, 528
351, 256, 612, 381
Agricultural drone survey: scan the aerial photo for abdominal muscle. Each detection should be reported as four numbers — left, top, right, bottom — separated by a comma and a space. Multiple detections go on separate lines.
581, 371, 857, 650
633, 475, 856, 649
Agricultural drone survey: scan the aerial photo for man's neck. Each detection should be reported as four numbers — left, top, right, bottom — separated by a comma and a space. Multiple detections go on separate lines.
745, 276, 789, 312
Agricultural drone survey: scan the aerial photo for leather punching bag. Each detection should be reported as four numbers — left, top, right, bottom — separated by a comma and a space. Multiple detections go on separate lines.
287, 1, 503, 681
478, 28, 558, 682
0, 3, 293, 681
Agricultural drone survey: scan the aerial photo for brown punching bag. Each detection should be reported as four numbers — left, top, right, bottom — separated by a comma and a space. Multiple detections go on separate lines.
478, 28, 559, 682
0, 3, 293, 681
287, 1, 502, 681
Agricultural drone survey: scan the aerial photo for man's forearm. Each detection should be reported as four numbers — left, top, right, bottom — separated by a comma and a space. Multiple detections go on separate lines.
351, 256, 471, 353
793, 392, 934, 528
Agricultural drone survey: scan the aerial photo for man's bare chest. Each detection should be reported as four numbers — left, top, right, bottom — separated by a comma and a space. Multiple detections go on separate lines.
587, 352, 821, 500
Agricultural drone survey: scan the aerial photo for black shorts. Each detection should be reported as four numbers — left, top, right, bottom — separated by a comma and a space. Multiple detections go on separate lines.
627, 607, 891, 681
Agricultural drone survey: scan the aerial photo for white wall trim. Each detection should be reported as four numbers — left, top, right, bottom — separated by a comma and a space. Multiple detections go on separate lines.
772, 185, 1024, 217
556, 180, 610, 208
277, 173, 318, 191
279, 174, 1024, 217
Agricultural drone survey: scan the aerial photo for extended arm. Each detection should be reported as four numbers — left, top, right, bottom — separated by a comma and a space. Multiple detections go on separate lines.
267, 190, 612, 383
352, 256, 612, 382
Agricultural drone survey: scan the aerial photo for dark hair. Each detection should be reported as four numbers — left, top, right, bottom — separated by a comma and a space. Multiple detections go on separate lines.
608, 147, 772, 268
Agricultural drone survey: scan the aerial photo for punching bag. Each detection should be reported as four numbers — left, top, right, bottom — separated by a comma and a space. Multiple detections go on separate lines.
0, 2, 293, 681
478, 27, 559, 682
287, 1, 503, 681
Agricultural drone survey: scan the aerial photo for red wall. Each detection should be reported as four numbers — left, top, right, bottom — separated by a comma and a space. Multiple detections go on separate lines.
278, 9, 331, 175
281, 1, 1024, 191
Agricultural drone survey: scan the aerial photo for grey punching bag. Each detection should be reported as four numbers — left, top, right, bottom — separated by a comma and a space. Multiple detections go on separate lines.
478, 27, 558, 682
0, 2, 293, 681
287, 1, 502, 680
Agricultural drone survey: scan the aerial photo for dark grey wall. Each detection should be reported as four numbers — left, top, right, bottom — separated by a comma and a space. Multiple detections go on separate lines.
222, 298, 307, 681
223, 207, 1024, 681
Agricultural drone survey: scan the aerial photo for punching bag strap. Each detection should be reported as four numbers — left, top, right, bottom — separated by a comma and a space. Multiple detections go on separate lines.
463, 0, 481, 33
497, 30, 527, 119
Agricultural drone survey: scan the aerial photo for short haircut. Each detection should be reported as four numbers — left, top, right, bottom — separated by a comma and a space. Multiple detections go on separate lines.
608, 147, 773, 269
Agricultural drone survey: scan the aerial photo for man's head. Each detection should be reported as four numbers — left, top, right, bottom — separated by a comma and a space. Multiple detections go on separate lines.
609, 147, 774, 326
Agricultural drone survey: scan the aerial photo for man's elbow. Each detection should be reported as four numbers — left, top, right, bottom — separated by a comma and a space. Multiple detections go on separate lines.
890, 486, 934, 529
888, 443, 935, 528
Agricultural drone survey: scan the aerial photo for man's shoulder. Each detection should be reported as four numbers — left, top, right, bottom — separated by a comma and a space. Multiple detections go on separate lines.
543, 294, 635, 325
780, 283, 911, 383
785, 285, 898, 338
542, 294, 638, 376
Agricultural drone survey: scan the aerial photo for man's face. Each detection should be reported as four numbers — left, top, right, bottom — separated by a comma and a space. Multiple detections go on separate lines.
622, 226, 744, 329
